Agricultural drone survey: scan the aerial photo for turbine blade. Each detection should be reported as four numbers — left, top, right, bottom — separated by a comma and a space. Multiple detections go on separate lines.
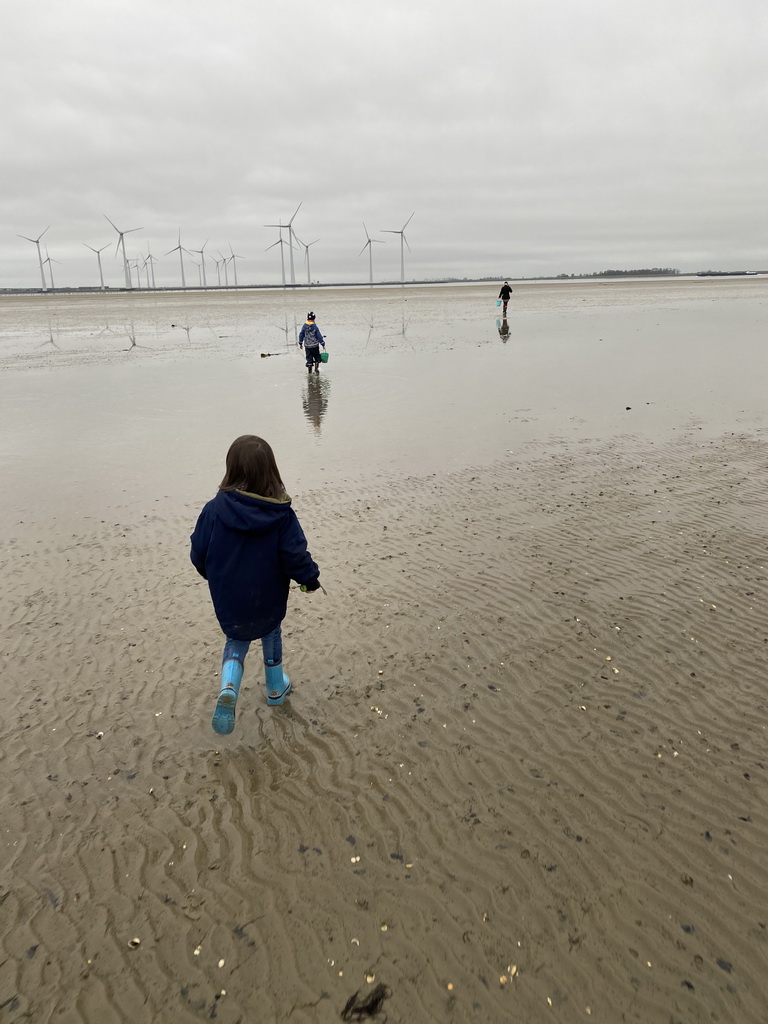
104, 214, 120, 232
402, 212, 415, 230
404, 235, 412, 252
289, 201, 302, 224
359, 242, 370, 256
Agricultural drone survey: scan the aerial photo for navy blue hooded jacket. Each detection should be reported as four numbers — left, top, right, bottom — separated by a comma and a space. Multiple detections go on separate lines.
299, 321, 324, 348
190, 489, 320, 641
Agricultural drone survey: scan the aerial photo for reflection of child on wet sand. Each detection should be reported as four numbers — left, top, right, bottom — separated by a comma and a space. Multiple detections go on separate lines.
299, 311, 326, 372
190, 435, 321, 735
498, 318, 510, 341
303, 373, 329, 433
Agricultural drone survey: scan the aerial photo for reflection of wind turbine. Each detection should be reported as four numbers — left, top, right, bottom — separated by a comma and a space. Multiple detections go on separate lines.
17, 227, 50, 291
84, 242, 109, 289
105, 215, 142, 289
165, 230, 187, 288
189, 240, 208, 287
295, 236, 319, 287
359, 223, 384, 286
382, 212, 414, 284
264, 203, 301, 286
42, 247, 61, 290
228, 244, 245, 287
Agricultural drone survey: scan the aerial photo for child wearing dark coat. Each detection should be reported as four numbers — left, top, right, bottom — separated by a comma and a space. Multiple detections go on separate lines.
190, 435, 321, 734
298, 311, 326, 372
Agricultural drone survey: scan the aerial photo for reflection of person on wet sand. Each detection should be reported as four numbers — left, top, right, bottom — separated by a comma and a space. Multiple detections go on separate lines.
302, 372, 330, 433
497, 318, 510, 342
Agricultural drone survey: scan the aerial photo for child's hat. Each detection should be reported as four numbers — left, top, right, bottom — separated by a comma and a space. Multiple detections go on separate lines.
307, 311, 315, 320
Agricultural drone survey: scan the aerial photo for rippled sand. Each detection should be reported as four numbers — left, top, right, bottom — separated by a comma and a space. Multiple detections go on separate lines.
1, 279, 767, 1022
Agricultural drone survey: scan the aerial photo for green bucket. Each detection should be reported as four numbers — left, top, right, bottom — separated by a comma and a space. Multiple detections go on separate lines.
320, 351, 329, 363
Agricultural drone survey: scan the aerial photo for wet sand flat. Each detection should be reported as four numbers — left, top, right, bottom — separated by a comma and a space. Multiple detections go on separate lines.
1, 280, 768, 1022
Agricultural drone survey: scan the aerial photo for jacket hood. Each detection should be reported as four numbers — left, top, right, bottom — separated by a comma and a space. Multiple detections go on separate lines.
213, 489, 292, 533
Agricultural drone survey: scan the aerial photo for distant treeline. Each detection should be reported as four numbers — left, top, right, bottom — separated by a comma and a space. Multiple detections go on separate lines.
555, 268, 679, 279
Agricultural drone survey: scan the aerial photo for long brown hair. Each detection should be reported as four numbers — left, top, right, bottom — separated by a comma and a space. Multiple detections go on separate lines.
219, 435, 287, 499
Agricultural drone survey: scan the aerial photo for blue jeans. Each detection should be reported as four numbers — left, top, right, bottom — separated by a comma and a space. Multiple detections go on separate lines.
223, 625, 282, 669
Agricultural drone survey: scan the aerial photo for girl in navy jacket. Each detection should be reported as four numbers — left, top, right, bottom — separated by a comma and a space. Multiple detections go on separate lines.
190, 435, 321, 734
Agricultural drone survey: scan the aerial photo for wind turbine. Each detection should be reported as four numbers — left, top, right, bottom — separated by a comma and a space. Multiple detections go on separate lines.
217, 250, 230, 287
84, 242, 109, 289
17, 227, 50, 291
189, 240, 208, 287
265, 235, 292, 289
295, 236, 320, 287
382, 212, 415, 284
264, 203, 301, 286
128, 258, 143, 289
42, 248, 61, 290
228, 244, 245, 287
165, 230, 187, 288
105, 215, 143, 289
144, 251, 158, 289
359, 223, 384, 286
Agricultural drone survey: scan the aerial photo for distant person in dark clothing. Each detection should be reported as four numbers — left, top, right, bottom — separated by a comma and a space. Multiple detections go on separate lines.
498, 282, 513, 315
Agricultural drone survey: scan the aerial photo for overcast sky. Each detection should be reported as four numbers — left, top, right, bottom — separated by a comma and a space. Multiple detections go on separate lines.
2, 0, 766, 290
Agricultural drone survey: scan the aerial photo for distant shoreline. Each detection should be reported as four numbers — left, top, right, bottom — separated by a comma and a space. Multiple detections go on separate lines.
1, 269, 764, 297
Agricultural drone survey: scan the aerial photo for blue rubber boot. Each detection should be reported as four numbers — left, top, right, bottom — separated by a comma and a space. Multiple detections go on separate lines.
212, 658, 243, 734
265, 662, 291, 706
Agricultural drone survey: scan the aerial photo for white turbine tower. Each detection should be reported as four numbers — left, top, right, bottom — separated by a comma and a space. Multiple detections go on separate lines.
165, 230, 187, 288
17, 227, 50, 291
105, 215, 142, 289
228, 244, 245, 287
84, 242, 109, 289
264, 203, 301, 286
189, 240, 208, 288
382, 212, 415, 284
296, 236, 320, 287
359, 223, 384, 286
